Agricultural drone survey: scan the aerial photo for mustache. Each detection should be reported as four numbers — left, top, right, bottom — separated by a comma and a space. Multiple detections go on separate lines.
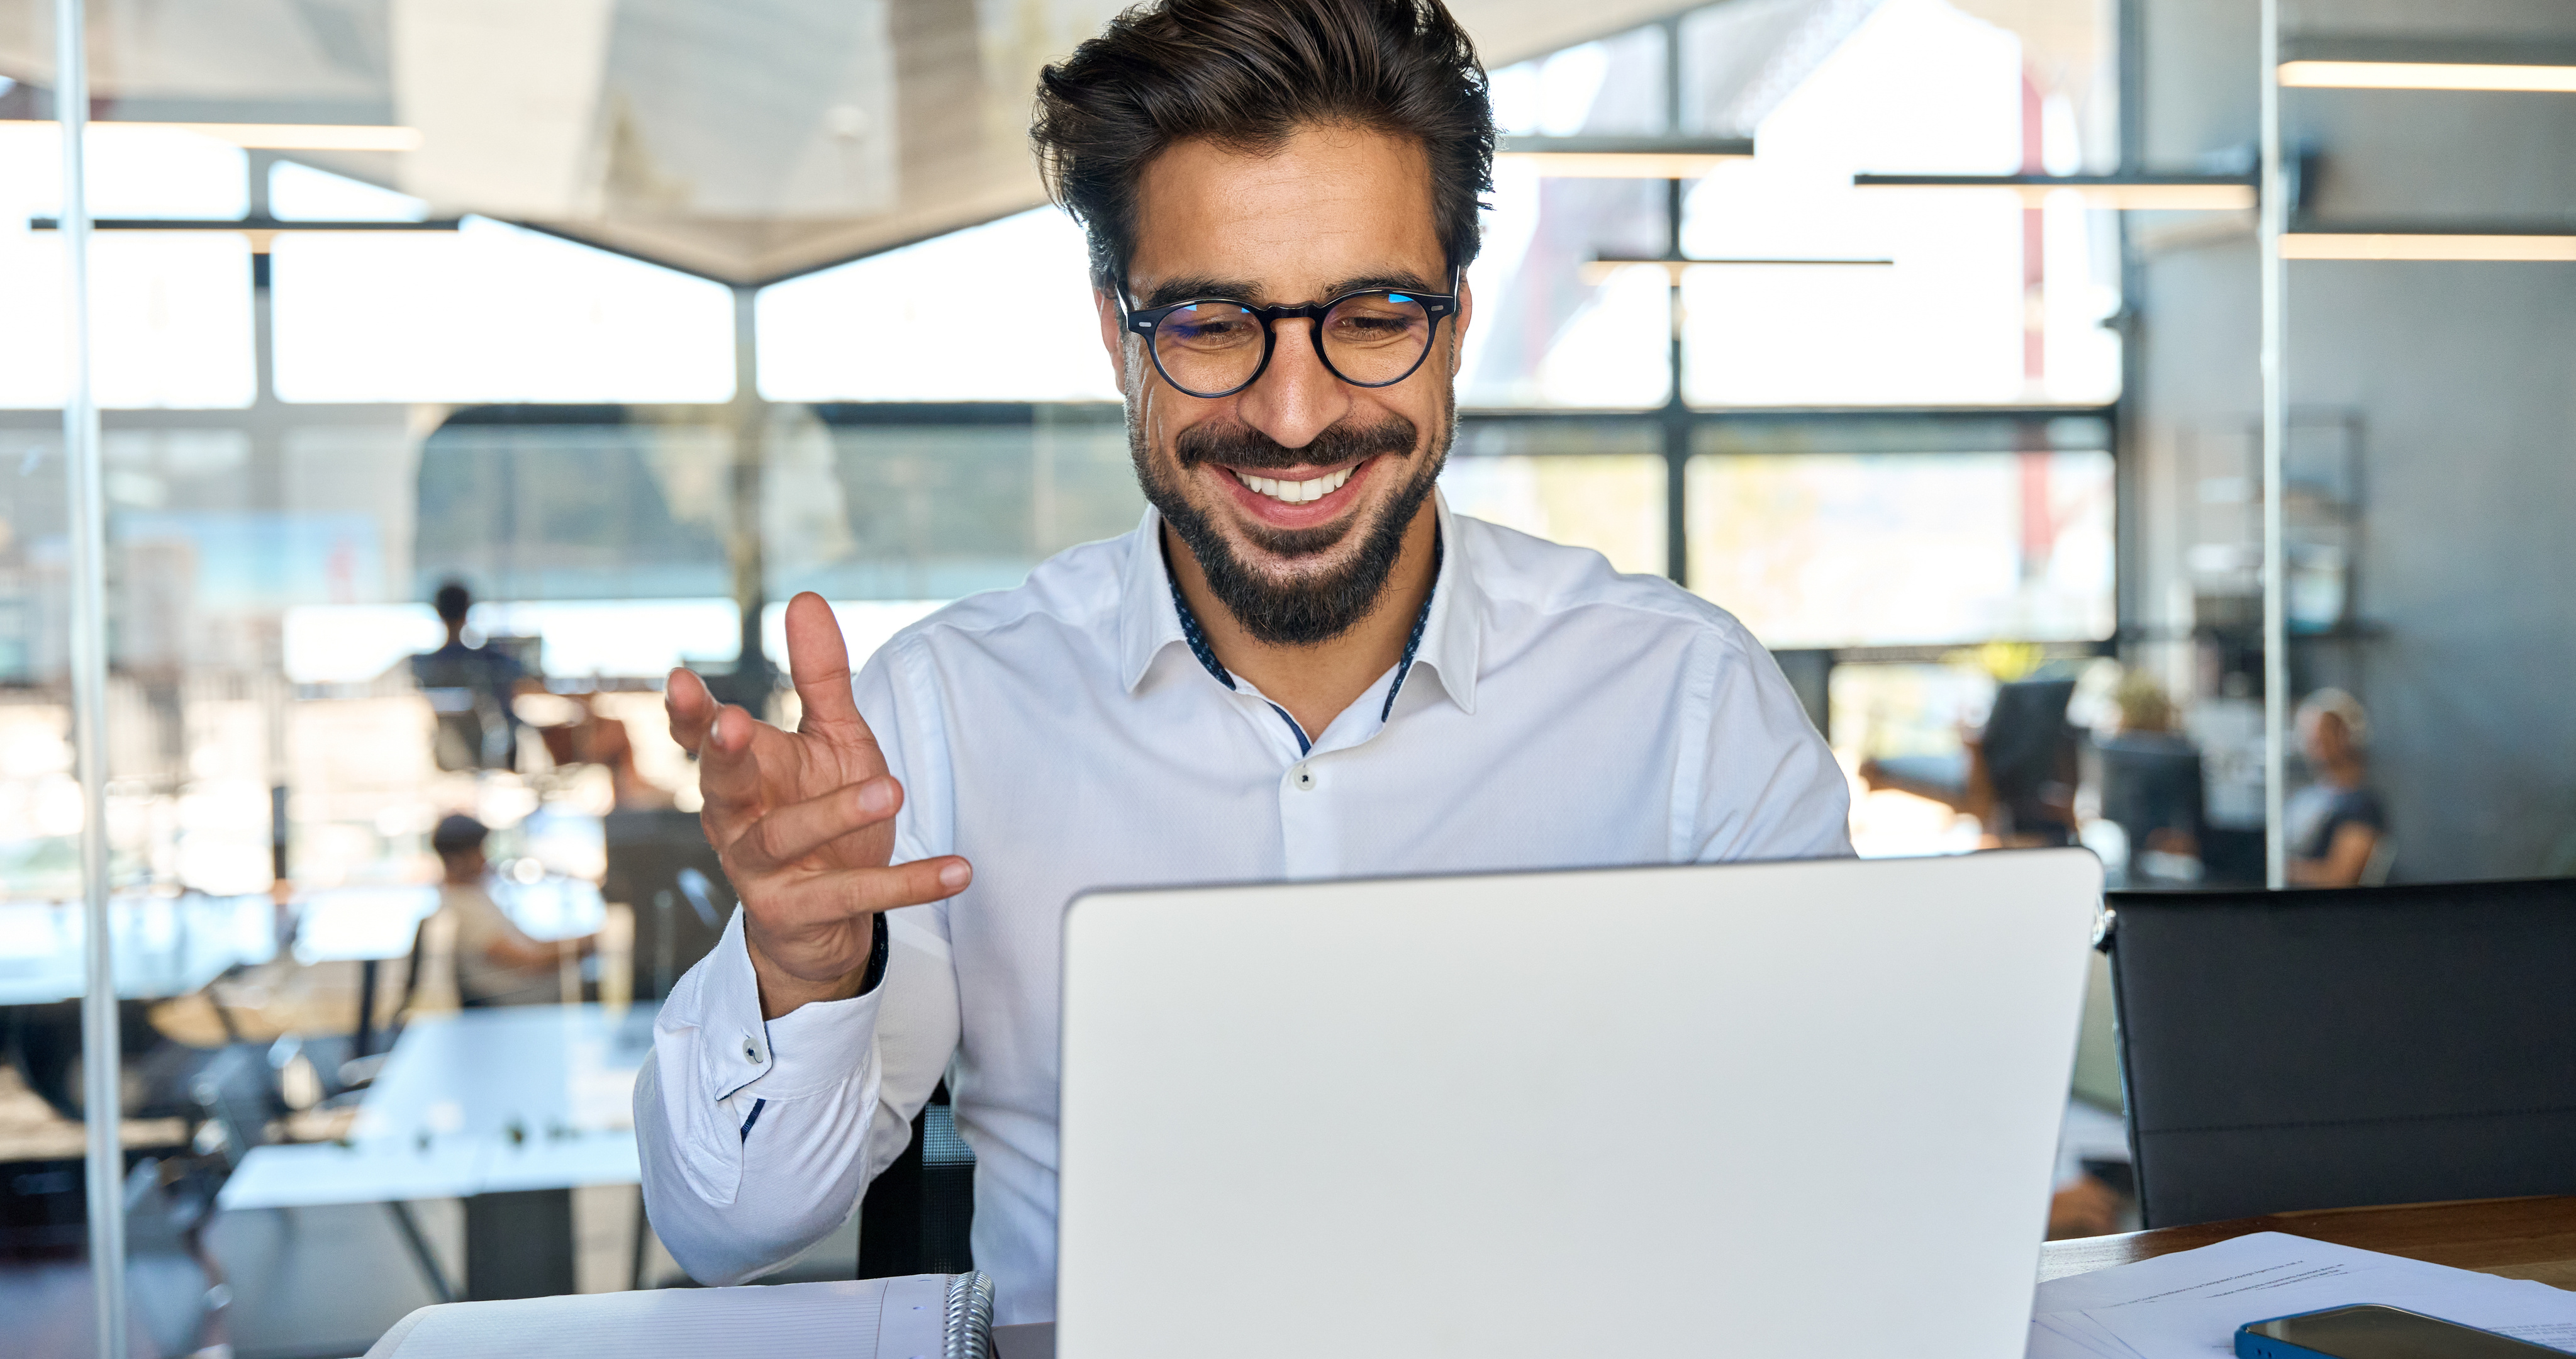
1174, 415, 1420, 473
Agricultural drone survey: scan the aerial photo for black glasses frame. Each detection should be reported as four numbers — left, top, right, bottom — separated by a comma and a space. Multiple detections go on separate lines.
1117, 267, 1461, 399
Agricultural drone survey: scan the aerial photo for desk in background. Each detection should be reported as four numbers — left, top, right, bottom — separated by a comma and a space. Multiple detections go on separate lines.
220, 1002, 653, 1302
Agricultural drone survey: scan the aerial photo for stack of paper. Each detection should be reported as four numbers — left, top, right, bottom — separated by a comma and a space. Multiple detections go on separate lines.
2031, 1231, 2576, 1358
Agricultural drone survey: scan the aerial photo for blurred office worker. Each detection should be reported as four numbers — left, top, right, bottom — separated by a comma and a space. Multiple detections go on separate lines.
410, 580, 529, 772
635, 0, 1851, 1322
431, 814, 594, 1007
2284, 688, 2389, 887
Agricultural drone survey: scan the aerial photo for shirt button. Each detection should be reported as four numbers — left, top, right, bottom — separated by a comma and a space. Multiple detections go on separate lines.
1291, 763, 1316, 791
743, 1037, 764, 1065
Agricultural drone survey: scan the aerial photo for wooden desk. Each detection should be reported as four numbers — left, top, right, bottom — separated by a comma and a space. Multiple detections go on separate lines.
978, 1204, 2576, 1359
2039, 1196, 2576, 1292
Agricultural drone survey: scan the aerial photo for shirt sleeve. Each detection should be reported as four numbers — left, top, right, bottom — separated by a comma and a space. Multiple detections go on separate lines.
1678, 627, 1855, 863
632, 640, 965, 1285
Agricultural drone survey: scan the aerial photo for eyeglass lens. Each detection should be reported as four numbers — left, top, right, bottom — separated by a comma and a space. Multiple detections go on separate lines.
1152, 292, 1436, 396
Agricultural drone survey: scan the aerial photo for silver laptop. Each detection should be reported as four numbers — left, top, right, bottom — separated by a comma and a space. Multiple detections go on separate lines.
1054, 849, 2102, 1358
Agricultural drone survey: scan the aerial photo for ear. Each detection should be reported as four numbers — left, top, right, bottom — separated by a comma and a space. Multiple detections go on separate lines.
1449, 273, 1474, 376
1094, 287, 1130, 398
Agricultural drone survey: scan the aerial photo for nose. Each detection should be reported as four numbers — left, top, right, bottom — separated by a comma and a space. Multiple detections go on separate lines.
1230, 317, 1351, 452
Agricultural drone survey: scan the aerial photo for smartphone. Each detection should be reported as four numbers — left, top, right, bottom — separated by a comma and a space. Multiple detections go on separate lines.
2237, 1304, 2566, 1358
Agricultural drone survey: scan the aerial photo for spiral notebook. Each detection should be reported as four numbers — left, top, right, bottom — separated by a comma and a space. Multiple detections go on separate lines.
363, 1272, 995, 1359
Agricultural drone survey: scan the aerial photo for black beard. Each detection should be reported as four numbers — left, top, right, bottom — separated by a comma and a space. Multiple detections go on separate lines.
1132, 411, 1448, 647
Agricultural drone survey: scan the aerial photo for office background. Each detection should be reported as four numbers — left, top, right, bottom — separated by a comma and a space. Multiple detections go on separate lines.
2, 0, 2572, 1353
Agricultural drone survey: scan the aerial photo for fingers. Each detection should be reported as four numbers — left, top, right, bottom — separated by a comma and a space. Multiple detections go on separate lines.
757, 855, 974, 924
691, 703, 775, 821
783, 593, 867, 735
727, 776, 904, 875
665, 667, 716, 749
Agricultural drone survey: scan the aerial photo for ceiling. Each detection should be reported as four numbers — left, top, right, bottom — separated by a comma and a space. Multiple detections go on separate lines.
0, 0, 1725, 284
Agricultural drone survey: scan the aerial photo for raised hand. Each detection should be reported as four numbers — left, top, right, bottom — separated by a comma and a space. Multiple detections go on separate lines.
666, 592, 971, 1019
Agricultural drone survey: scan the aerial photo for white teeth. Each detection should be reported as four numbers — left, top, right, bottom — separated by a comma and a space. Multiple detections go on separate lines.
1232, 465, 1356, 504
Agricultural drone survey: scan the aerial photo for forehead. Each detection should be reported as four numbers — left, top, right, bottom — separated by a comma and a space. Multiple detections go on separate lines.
1128, 123, 1443, 298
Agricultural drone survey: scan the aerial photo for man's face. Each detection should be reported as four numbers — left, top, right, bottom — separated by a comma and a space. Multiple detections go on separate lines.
1099, 124, 1471, 646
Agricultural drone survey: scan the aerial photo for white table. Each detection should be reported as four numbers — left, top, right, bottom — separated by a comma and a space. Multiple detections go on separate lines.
220, 1003, 657, 1301
0, 894, 277, 1007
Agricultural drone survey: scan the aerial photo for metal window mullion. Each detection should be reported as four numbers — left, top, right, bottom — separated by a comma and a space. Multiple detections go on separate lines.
2258, 0, 2290, 890
57, 0, 131, 1353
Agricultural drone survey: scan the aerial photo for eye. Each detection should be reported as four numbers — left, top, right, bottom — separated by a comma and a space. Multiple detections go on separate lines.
1163, 306, 1258, 346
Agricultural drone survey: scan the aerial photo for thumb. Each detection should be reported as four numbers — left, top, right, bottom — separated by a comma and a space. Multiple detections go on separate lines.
784, 592, 867, 734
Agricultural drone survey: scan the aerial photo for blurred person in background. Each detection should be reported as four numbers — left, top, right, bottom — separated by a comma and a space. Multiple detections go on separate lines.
411, 580, 532, 771
2285, 688, 2387, 887
432, 814, 594, 1006
2093, 670, 2204, 882
538, 696, 677, 809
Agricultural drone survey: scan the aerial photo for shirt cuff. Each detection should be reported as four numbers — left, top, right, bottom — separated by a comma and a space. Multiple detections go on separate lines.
688, 907, 888, 1104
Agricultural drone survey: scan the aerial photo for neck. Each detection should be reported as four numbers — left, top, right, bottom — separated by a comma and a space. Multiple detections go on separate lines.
1167, 499, 1439, 740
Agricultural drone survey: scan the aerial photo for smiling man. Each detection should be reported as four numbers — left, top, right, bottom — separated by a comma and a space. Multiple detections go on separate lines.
635, 0, 1851, 1324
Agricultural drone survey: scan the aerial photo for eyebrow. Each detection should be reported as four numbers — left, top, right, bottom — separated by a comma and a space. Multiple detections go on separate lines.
1136, 269, 1447, 310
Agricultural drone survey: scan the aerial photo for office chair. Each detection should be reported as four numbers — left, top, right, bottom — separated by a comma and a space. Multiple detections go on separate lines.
2104, 878, 2576, 1228
1982, 678, 2078, 843
857, 1081, 977, 1277
603, 808, 735, 1000
2094, 734, 2205, 883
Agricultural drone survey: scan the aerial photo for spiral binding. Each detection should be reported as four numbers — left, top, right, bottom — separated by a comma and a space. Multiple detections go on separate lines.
943, 1271, 997, 1359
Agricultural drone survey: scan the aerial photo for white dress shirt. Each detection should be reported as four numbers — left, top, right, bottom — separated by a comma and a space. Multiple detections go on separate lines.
635, 495, 1853, 1323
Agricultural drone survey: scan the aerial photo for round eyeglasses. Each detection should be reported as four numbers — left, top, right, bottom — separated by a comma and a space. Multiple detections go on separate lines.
1118, 270, 1461, 400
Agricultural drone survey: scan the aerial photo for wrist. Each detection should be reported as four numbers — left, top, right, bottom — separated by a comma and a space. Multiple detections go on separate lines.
744, 917, 888, 1020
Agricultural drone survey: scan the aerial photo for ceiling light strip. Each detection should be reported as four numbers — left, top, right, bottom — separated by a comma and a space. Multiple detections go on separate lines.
0, 118, 423, 150
2282, 232, 2576, 261
2277, 60, 2576, 92
1851, 174, 2256, 210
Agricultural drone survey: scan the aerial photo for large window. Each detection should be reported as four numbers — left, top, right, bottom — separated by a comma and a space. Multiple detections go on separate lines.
1688, 445, 2116, 649
758, 210, 1120, 405
271, 215, 738, 404
0, 124, 257, 408
1466, 0, 2121, 411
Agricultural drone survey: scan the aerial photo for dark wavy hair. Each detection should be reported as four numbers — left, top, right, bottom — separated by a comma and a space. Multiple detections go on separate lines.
1032, 0, 1495, 291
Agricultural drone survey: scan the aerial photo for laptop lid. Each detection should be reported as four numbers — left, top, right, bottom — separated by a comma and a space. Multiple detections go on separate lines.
1054, 849, 2101, 1358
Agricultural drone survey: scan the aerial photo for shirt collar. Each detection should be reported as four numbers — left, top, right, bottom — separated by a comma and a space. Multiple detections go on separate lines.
1113, 492, 1483, 715
1406, 489, 1482, 714
1117, 506, 1191, 693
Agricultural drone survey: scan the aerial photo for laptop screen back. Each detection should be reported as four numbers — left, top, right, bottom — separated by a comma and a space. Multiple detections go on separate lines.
1055, 849, 2100, 1358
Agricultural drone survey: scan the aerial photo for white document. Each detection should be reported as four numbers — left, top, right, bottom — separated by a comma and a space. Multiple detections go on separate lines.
362, 1275, 959, 1359
2028, 1232, 2576, 1359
